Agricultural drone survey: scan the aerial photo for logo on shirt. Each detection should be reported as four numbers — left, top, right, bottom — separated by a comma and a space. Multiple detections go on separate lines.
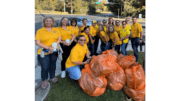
54, 31, 56, 33
124, 30, 126, 32
68, 29, 70, 31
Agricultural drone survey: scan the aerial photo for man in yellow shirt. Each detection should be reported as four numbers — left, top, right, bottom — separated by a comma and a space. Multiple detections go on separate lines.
88, 20, 97, 55
120, 21, 130, 55
131, 16, 143, 62
66, 35, 90, 81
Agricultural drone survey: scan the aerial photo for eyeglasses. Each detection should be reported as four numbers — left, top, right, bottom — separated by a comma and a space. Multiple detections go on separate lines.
123, 24, 126, 25
79, 39, 86, 41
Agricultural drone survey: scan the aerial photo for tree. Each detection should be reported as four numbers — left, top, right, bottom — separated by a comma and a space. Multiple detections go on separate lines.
107, 0, 145, 17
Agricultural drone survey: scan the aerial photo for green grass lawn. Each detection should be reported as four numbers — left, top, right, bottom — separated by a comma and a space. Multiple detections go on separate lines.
45, 51, 144, 101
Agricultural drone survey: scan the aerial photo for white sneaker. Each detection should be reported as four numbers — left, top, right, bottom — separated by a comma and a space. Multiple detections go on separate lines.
126, 97, 132, 101
61, 71, 66, 78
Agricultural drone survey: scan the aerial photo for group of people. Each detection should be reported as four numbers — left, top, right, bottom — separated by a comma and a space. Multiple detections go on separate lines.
35, 16, 143, 89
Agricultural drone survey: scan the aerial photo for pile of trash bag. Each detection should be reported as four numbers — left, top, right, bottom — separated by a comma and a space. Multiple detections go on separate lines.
79, 49, 145, 100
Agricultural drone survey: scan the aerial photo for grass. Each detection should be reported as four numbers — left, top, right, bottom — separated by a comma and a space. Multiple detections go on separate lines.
44, 51, 144, 101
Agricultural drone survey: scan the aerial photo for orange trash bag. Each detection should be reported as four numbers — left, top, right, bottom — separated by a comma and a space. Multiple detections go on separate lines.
107, 64, 126, 91
89, 54, 117, 77
125, 63, 145, 91
79, 64, 107, 97
117, 54, 136, 69
123, 85, 145, 101
102, 49, 118, 57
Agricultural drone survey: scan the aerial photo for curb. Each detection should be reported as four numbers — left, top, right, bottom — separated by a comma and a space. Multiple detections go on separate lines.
35, 82, 51, 101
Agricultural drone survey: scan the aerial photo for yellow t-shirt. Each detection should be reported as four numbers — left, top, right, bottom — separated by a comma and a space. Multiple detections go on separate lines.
80, 32, 89, 44
126, 24, 131, 31
80, 25, 86, 32
70, 26, 79, 37
103, 25, 108, 33
131, 22, 143, 38
35, 27, 61, 55
114, 25, 122, 35
57, 26, 73, 41
95, 24, 100, 33
89, 25, 97, 37
120, 27, 130, 43
110, 31, 122, 45
66, 43, 89, 68
99, 31, 110, 42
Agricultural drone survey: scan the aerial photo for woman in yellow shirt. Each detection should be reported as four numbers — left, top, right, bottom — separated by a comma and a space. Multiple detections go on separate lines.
70, 18, 80, 47
120, 21, 130, 55
66, 35, 90, 81
108, 25, 122, 54
80, 26, 90, 45
57, 17, 75, 78
35, 17, 61, 89
99, 24, 111, 51
107, 17, 115, 28
80, 18, 88, 32
114, 20, 122, 37
102, 19, 108, 33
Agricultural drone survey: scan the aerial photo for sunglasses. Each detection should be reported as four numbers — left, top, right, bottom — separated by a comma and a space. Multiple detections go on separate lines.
123, 24, 126, 25
79, 39, 86, 41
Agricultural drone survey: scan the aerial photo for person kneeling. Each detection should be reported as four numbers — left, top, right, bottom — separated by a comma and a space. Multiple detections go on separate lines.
65, 35, 90, 81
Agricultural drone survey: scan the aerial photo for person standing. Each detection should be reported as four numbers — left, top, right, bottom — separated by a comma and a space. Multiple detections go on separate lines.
94, 20, 101, 55
70, 18, 80, 47
131, 16, 143, 62
99, 24, 111, 52
65, 35, 90, 81
114, 20, 122, 38
120, 21, 130, 55
35, 17, 61, 89
125, 17, 131, 39
89, 20, 97, 56
80, 18, 88, 32
102, 19, 108, 33
57, 17, 75, 78
108, 25, 122, 54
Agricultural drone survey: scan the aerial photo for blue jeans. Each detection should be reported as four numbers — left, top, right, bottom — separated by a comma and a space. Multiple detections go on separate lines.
115, 45, 121, 54
38, 53, 57, 81
121, 43, 128, 55
89, 43, 95, 56
66, 65, 81, 80
100, 42, 111, 52
129, 32, 132, 39
131, 38, 140, 62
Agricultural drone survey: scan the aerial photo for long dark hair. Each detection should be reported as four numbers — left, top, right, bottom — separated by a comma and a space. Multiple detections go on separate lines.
81, 26, 90, 33
70, 18, 77, 26
108, 17, 114, 26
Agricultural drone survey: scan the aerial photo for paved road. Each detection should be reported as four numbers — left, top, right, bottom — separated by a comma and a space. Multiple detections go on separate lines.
35, 13, 145, 81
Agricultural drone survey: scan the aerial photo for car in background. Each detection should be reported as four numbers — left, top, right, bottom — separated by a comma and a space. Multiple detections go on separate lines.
56, 17, 92, 28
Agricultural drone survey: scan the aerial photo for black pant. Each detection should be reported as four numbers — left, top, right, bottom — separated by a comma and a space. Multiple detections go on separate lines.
94, 36, 100, 55
60, 43, 74, 71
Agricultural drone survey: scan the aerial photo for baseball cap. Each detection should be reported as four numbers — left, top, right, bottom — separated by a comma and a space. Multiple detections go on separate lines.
92, 20, 97, 23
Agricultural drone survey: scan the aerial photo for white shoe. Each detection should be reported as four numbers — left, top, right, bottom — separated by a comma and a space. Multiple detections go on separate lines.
126, 97, 132, 101
61, 71, 66, 78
